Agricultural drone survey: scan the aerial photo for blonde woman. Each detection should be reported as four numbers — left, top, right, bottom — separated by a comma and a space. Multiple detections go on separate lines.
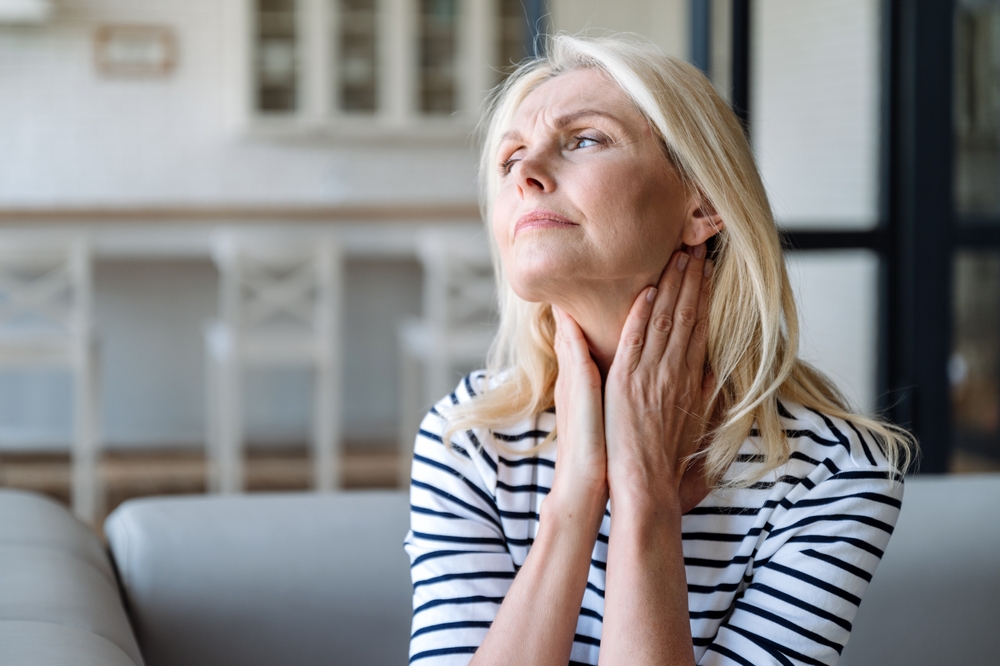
404, 34, 912, 666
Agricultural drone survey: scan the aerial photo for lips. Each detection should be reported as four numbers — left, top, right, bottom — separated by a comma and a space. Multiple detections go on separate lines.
514, 210, 579, 237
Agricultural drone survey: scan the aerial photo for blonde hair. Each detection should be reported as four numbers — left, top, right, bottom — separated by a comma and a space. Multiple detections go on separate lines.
445, 33, 914, 486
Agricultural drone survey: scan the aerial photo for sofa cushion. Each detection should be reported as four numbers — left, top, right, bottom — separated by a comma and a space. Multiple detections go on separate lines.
0, 620, 138, 666
840, 474, 1000, 665
0, 490, 143, 666
105, 490, 412, 666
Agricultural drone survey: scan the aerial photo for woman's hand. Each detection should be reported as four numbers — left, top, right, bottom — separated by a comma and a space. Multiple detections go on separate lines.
603, 244, 715, 511
549, 305, 609, 522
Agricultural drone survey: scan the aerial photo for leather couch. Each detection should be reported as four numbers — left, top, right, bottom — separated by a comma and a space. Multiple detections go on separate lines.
0, 476, 997, 665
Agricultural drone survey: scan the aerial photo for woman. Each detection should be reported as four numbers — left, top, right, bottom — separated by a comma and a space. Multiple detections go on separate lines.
405, 34, 913, 666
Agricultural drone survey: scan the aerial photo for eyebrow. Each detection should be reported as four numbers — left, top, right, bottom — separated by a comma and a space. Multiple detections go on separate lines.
499, 109, 625, 144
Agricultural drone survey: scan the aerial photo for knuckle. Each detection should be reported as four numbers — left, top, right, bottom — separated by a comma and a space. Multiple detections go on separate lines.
651, 313, 673, 333
623, 333, 644, 350
677, 307, 698, 327
693, 319, 710, 343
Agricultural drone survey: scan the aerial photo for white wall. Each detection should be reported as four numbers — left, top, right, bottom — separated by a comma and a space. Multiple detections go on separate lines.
549, 0, 687, 58
752, 0, 881, 229
0, 0, 479, 207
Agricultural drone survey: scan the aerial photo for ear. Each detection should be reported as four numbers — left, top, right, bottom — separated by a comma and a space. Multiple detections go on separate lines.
681, 188, 725, 247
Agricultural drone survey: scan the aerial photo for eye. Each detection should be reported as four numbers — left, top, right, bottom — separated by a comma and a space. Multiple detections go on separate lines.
499, 157, 519, 176
573, 135, 601, 149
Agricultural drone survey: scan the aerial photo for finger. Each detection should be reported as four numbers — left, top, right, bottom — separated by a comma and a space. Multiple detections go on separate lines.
552, 305, 592, 369
686, 259, 714, 374
664, 243, 707, 365
612, 285, 658, 374
639, 250, 688, 364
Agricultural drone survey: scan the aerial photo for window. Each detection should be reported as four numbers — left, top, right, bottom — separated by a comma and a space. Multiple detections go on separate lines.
245, 0, 528, 135
254, 0, 299, 112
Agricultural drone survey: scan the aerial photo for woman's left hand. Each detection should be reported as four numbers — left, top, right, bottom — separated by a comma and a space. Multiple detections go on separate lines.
602, 244, 715, 510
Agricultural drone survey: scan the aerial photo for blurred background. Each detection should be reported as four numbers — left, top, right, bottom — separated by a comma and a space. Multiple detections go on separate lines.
0, 0, 997, 527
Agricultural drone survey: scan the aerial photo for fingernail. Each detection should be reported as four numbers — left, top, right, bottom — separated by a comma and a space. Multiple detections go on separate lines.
677, 253, 689, 272
646, 286, 657, 303
693, 244, 706, 259
703, 259, 714, 277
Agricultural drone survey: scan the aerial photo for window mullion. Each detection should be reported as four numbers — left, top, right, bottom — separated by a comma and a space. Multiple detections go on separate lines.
381, 0, 414, 125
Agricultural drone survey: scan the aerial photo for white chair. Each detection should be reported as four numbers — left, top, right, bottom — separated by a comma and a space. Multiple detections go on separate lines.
0, 237, 101, 524
205, 233, 344, 493
398, 227, 497, 485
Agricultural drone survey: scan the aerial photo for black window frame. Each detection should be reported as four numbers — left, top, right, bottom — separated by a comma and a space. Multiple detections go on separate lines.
693, 0, 958, 473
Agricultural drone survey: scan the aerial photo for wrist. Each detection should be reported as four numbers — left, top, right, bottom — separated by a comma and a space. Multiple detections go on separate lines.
609, 480, 683, 528
542, 485, 608, 536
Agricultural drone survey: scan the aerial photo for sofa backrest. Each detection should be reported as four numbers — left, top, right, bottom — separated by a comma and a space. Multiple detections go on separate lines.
105, 491, 411, 666
106, 476, 1000, 666
839, 473, 1000, 665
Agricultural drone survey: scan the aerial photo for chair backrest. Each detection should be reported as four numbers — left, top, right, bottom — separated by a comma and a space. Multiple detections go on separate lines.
0, 237, 91, 342
211, 233, 341, 345
414, 226, 496, 334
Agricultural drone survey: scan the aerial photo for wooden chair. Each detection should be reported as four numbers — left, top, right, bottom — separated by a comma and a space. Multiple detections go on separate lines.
205, 232, 344, 493
0, 236, 101, 523
397, 226, 496, 486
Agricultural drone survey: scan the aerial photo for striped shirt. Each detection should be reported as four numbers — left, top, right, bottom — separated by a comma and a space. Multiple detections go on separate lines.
405, 372, 904, 665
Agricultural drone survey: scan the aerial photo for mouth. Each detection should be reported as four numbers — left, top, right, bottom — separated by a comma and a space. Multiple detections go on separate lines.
514, 210, 579, 237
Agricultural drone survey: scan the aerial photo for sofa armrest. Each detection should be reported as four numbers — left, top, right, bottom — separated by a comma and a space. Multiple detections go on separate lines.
104, 491, 412, 666
0, 489, 143, 666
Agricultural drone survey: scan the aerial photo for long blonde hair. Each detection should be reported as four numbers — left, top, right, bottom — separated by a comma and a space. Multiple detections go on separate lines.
445, 33, 913, 485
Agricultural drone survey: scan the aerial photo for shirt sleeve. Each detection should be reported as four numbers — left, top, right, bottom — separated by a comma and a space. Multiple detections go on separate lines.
699, 469, 904, 666
404, 401, 515, 665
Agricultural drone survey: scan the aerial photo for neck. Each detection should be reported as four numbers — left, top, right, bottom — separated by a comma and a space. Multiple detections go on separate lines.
554, 276, 652, 378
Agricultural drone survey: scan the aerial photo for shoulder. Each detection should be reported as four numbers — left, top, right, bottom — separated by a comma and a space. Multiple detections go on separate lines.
775, 398, 902, 478
415, 371, 552, 491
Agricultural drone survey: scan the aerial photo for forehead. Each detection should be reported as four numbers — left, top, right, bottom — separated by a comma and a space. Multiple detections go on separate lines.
507, 67, 644, 131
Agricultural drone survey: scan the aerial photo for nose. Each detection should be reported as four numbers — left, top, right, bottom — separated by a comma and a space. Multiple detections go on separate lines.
515, 151, 556, 198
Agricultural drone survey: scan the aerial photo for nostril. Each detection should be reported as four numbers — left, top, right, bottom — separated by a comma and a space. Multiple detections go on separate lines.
527, 177, 544, 189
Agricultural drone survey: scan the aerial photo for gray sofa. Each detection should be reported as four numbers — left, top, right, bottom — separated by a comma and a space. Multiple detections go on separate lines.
0, 476, 997, 665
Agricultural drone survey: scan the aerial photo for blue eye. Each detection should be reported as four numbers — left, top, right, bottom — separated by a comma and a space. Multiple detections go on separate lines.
575, 136, 600, 148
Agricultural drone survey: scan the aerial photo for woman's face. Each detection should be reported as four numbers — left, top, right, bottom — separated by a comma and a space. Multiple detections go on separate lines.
492, 67, 693, 304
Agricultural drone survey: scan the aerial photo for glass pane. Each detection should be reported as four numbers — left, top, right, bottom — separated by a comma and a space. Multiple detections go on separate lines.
955, 0, 1000, 216
256, 0, 298, 112
338, 0, 378, 113
951, 251, 1000, 467
419, 0, 459, 115
784, 250, 879, 414
497, 0, 527, 83
753, 0, 881, 230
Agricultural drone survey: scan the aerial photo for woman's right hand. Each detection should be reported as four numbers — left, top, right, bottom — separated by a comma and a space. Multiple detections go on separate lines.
550, 305, 609, 524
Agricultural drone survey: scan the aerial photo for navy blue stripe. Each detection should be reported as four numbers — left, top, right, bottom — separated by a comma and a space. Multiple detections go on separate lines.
846, 420, 879, 466
747, 582, 853, 631
413, 595, 504, 616
493, 429, 550, 442
497, 455, 555, 469
573, 633, 601, 647
409, 645, 478, 663
411, 620, 491, 639
411, 476, 503, 532
802, 548, 872, 582
413, 570, 516, 590
804, 406, 852, 454
737, 602, 845, 655
767, 513, 895, 540
411, 530, 506, 547
785, 534, 885, 559
725, 625, 797, 665
762, 561, 862, 605
413, 454, 502, 526
496, 480, 550, 494
705, 642, 756, 666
